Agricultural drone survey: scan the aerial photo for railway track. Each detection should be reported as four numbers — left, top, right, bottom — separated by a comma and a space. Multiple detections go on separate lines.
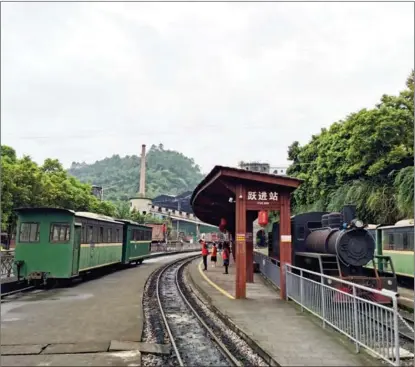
1, 285, 35, 300
142, 255, 267, 367
158, 257, 239, 366
397, 310, 414, 343
353, 305, 414, 366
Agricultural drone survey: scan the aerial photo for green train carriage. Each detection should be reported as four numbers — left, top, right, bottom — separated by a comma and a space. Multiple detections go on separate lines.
120, 219, 152, 265
14, 208, 152, 283
375, 219, 414, 280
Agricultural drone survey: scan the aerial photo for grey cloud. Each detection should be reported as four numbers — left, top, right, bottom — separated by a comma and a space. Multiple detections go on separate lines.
2, 2, 413, 173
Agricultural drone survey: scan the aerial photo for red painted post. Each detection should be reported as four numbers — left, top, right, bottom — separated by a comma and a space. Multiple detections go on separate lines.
279, 193, 292, 300
246, 212, 254, 283
235, 184, 247, 299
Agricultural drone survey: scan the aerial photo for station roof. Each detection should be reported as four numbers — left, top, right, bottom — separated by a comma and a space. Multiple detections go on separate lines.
190, 165, 302, 229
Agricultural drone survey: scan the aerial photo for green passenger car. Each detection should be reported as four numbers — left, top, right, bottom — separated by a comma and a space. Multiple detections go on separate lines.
120, 220, 152, 264
376, 219, 414, 279
14, 208, 152, 283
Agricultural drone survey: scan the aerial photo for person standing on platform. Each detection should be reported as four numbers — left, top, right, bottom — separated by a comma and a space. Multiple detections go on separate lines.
222, 244, 230, 274
211, 243, 218, 267
200, 239, 209, 271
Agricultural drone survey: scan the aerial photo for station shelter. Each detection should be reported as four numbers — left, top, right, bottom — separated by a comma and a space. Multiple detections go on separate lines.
190, 166, 302, 299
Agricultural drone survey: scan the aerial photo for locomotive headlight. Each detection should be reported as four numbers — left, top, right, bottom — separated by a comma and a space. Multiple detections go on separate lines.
351, 219, 364, 229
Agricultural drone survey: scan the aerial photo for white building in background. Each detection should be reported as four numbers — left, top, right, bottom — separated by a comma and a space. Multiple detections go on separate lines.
270, 166, 288, 176
129, 197, 152, 215
238, 162, 288, 176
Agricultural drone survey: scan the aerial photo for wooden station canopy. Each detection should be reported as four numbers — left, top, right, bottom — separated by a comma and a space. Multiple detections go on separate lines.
191, 165, 302, 299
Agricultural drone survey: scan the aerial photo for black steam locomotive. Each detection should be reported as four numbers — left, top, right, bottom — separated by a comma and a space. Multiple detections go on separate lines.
268, 205, 397, 303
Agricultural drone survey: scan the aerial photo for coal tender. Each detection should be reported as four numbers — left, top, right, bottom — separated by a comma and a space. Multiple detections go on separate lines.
268, 205, 397, 304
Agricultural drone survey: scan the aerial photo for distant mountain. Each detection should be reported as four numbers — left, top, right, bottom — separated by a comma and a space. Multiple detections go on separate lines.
68, 144, 204, 201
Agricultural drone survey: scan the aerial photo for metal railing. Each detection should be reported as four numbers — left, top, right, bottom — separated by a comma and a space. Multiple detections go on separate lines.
1, 251, 15, 278
150, 241, 200, 253
253, 251, 407, 366
285, 263, 402, 366
254, 251, 281, 289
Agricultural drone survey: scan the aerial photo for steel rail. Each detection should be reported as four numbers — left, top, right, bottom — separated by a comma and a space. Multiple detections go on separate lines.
156, 257, 199, 366
175, 258, 242, 367
1, 285, 35, 299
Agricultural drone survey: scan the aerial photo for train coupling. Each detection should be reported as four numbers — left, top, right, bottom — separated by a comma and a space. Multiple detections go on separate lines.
28, 272, 50, 285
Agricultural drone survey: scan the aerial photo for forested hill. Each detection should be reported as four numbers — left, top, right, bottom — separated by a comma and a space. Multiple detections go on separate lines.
68, 144, 204, 201
286, 71, 414, 224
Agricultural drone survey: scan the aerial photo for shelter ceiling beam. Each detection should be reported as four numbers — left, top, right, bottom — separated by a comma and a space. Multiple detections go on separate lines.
191, 170, 222, 206
217, 178, 236, 194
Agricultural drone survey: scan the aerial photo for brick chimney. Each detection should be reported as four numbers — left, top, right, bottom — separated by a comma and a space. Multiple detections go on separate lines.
139, 144, 146, 197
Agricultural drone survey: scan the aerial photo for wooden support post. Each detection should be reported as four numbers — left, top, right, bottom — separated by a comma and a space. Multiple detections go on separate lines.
279, 193, 292, 300
246, 211, 254, 283
235, 184, 247, 299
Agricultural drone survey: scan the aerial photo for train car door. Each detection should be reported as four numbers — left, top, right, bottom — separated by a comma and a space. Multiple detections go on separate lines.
72, 223, 82, 276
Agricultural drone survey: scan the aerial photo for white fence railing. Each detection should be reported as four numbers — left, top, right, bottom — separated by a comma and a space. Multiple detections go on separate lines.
254, 251, 405, 366
285, 263, 401, 365
254, 251, 281, 289
150, 241, 200, 253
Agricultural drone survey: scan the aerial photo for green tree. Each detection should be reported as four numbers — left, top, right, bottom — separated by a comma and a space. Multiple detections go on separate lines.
67, 144, 204, 201
1, 147, 117, 235
286, 71, 414, 224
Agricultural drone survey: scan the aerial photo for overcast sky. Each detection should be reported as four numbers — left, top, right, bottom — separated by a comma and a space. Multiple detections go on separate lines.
2, 2, 414, 174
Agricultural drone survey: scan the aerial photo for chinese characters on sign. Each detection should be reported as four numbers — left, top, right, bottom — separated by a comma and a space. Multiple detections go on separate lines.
247, 191, 279, 201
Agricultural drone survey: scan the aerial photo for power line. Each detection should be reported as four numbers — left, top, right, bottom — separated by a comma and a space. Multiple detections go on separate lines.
5, 123, 289, 141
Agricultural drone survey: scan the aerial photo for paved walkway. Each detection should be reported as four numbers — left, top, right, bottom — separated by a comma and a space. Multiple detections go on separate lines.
188, 255, 376, 366
1, 251, 198, 366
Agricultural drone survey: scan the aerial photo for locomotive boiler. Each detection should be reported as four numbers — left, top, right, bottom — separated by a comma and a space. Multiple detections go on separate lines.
268, 205, 398, 303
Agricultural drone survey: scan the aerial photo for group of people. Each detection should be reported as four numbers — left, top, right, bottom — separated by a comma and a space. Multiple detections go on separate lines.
199, 239, 230, 274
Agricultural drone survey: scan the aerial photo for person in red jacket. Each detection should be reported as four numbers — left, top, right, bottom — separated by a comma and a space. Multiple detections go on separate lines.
200, 239, 209, 271
222, 243, 230, 274
210, 243, 218, 268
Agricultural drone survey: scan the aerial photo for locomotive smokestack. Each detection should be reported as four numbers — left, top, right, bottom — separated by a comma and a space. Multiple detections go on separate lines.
342, 205, 357, 224
139, 144, 146, 197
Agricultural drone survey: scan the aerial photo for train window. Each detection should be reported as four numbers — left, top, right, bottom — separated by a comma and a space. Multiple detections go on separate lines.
87, 226, 93, 243
93, 226, 98, 243
99, 227, 104, 243
297, 226, 305, 240
107, 228, 112, 243
19, 223, 40, 243
387, 233, 394, 250
116, 229, 120, 242
402, 232, 408, 250
50, 224, 71, 243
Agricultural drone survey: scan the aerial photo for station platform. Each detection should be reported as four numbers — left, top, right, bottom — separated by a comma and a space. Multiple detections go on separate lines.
1, 252, 198, 367
187, 256, 376, 366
